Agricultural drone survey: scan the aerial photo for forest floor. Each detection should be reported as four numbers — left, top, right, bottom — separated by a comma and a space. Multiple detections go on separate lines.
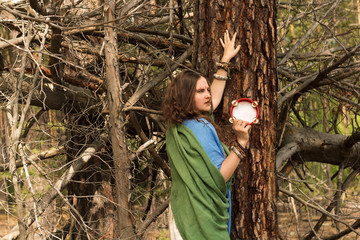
1, 200, 359, 240
0, 210, 17, 238
277, 195, 360, 240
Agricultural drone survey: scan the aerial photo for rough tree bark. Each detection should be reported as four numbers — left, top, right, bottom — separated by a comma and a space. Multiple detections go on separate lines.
193, 0, 278, 239
103, 0, 135, 238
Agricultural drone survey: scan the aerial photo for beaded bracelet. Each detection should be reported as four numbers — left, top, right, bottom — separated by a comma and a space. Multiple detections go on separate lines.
216, 62, 232, 71
235, 139, 248, 154
231, 140, 247, 160
231, 145, 245, 160
213, 73, 228, 81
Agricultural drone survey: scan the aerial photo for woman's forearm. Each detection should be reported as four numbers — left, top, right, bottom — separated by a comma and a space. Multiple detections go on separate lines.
211, 67, 228, 111
220, 150, 241, 182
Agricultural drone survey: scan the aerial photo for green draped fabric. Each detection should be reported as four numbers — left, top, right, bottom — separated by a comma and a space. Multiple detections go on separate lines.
166, 124, 231, 240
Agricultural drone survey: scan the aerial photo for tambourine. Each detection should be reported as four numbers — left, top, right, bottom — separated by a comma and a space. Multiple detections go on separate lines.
229, 98, 259, 124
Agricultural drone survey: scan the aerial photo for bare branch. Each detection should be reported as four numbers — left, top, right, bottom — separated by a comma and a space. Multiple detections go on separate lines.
279, 0, 342, 65
303, 168, 360, 239
279, 44, 360, 107
343, 131, 360, 149
1, 141, 102, 240
136, 198, 170, 235
276, 142, 300, 170
124, 45, 192, 109
0, 146, 65, 172
279, 126, 360, 167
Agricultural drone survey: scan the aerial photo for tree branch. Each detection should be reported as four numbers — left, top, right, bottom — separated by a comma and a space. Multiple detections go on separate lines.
323, 218, 360, 240
278, 126, 360, 168
124, 45, 192, 109
343, 131, 360, 149
129, 112, 171, 177
136, 198, 170, 236
0, 141, 102, 240
279, 186, 360, 238
303, 168, 360, 240
0, 146, 65, 172
276, 142, 300, 170
279, 0, 342, 65
279, 43, 360, 107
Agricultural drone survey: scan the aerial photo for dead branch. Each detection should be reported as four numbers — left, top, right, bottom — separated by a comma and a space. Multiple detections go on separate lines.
0, 72, 101, 112
124, 45, 192, 109
0, 36, 25, 49
278, 126, 360, 168
0, 146, 65, 172
280, 185, 360, 238
123, 106, 162, 115
276, 142, 300, 170
303, 168, 360, 240
323, 218, 360, 240
279, 0, 342, 65
0, 141, 102, 240
21, 108, 47, 139
343, 131, 360, 149
279, 43, 360, 107
127, 28, 193, 44
136, 198, 170, 236
129, 111, 170, 177
116, 30, 189, 51
0, 3, 63, 30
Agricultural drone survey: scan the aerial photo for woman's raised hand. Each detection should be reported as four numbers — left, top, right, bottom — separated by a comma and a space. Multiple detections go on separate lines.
232, 119, 250, 148
220, 30, 241, 63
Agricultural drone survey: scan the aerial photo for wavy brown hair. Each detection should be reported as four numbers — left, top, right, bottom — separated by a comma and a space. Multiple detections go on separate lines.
162, 70, 211, 126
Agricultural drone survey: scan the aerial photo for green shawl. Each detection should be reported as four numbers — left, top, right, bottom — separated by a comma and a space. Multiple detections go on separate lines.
166, 124, 230, 240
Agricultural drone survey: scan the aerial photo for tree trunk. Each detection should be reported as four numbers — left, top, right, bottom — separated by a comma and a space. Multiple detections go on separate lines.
193, 0, 278, 239
103, 0, 135, 238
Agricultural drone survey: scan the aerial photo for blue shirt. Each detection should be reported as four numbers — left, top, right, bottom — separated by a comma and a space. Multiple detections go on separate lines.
183, 118, 232, 234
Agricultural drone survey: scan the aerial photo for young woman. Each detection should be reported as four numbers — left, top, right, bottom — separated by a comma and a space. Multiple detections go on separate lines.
163, 31, 250, 240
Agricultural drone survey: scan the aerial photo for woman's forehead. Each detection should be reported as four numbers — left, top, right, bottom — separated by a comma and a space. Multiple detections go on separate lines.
196, 77, 209, 88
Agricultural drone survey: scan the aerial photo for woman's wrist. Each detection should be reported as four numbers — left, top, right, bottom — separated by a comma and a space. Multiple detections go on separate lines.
220, 57, 230, 63
231, 139, 248, 160
236, 138, 248, 149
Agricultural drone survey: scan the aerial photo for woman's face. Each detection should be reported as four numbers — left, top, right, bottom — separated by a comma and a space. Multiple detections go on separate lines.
193, 76, 211, 112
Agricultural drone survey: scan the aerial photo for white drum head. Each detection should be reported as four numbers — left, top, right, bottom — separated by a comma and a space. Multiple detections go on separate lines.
230, 98, 259, 125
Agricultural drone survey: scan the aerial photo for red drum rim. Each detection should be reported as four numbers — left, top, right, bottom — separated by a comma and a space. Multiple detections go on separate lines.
229, 98, 259, 125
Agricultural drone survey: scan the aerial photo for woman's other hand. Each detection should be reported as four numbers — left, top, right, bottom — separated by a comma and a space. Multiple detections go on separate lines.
232, 119, 250, 148
220, 30, 241, 63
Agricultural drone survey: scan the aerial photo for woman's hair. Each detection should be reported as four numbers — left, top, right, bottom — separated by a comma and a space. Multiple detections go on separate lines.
162, 70, 211, 125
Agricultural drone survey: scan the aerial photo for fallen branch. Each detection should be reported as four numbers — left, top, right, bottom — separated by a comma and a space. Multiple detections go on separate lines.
0, 37, 25, 49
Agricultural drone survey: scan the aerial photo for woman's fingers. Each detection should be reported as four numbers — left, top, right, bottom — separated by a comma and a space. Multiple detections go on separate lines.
220, 30, 241, 62
232, 119, 250, 130
231, 31, 237, 42
220, 38, 225, 48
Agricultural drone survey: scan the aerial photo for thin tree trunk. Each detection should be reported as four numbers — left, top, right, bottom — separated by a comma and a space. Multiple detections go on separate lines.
194, 0, 278, 239
103, 0, 134, 238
